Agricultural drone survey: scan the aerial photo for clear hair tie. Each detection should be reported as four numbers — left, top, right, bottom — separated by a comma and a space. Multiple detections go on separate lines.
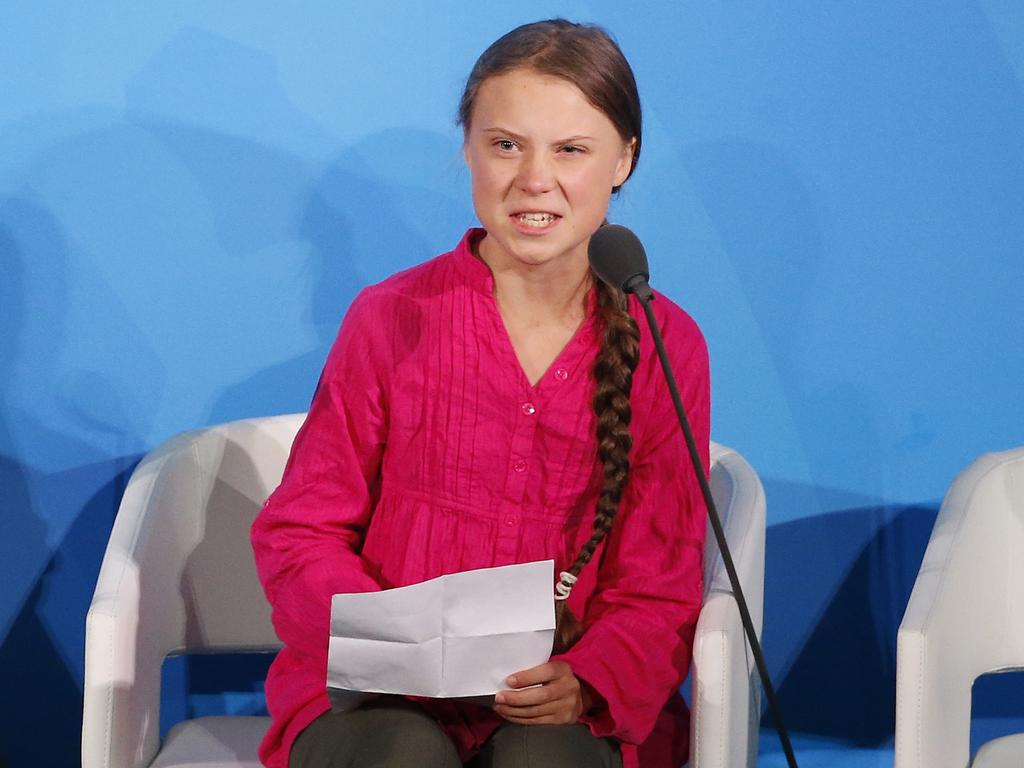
554, 570, 578, 601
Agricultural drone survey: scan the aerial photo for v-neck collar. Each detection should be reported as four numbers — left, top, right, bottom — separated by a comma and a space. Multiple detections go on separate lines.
452, 228, 600, 395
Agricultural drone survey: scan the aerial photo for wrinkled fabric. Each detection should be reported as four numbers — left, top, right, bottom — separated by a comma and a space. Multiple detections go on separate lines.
251, 228, 710, 768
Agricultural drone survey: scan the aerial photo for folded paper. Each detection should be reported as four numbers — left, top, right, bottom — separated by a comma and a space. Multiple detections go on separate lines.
327, 560, 556, 702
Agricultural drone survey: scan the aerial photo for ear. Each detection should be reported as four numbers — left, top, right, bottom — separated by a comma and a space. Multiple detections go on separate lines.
463, 141, 473, 172
612, 138, 637, 187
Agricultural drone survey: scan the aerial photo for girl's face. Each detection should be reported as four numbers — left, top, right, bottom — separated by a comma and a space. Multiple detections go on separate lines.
463, 68, 635, 273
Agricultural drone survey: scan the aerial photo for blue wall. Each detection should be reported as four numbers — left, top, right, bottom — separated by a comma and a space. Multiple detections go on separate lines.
1, 3, 1021, 765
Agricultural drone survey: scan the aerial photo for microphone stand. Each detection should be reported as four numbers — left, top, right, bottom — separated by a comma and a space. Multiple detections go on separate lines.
633, 287, 799, 768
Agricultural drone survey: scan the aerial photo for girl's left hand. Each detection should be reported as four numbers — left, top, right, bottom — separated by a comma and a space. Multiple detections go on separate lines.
492, 660, 589, 724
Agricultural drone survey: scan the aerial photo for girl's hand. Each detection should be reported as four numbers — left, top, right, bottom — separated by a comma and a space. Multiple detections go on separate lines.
492, 660, 592, 725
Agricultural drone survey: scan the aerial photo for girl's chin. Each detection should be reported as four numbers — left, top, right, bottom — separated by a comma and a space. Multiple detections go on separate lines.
498, 241, 585, 270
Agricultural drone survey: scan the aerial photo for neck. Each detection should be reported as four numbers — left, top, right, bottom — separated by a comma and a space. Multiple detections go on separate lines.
477, 236, 593, 325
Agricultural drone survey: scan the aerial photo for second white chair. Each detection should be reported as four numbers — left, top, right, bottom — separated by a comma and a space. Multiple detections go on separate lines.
896, 446, 1024, 768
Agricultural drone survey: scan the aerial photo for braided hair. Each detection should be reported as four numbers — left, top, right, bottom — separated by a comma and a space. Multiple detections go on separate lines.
552, 276, 640, 653
458, 19, 643, 651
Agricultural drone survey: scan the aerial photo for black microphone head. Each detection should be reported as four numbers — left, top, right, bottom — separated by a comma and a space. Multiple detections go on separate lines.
587, 224, 651, 297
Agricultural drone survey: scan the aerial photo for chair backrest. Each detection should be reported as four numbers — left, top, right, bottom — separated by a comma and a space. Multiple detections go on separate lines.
929, 447, 1024, 668
174, 414, 306, 652
100, 413, 305, 656
973, 448, 1024, 661
704, 441, 766, 632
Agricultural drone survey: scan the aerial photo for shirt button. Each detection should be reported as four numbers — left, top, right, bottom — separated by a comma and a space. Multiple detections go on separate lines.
521, 402, 536, 415
512, 459, 527, 473
504, 516, 516, 527
554, 367, 569, 382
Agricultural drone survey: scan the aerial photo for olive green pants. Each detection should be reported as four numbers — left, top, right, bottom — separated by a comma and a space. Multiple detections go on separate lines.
290, 699, 622, 768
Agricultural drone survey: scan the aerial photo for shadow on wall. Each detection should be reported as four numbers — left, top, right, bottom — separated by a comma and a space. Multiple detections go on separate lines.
121, 111, 335, 422
0, 199, 145, 767
762, 480, 938, 745
206, 127, 472, 423
121, 24, 471, 425
0, 471, 137, 763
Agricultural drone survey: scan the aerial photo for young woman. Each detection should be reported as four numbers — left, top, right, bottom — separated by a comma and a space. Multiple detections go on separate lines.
252, 19, 710, 768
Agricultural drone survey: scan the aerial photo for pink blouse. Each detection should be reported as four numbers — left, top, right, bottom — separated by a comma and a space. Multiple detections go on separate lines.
251, 229, 710, 768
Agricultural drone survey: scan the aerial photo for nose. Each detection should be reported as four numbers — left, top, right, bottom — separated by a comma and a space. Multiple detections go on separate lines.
515, 149, 555, 195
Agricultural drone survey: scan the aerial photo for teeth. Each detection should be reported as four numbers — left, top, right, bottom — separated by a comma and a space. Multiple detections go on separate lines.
518, 213, 556, 227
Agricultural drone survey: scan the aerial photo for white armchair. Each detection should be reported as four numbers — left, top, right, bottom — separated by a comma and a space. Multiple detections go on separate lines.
83, 416, 766, 768
896, 447, 1024, 768
83, 415, 296, 768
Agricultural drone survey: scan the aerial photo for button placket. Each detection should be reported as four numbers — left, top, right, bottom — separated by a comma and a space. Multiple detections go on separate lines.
497, 392, 542, 558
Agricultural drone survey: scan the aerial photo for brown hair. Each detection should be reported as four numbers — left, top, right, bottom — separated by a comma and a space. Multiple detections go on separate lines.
458, 19, 643, 653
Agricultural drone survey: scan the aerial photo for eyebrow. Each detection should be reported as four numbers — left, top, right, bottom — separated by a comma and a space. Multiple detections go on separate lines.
480, 127, 595, 144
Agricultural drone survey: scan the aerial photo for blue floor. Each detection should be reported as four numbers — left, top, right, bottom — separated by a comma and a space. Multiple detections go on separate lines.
758, 731, 894, 768
757, 716, 1024, 767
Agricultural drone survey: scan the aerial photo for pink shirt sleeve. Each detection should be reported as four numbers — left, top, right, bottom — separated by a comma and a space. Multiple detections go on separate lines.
555, 305, 710, 746
251, 289, 389, 659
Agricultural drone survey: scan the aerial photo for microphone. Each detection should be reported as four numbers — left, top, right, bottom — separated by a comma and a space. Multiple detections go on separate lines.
587, 224, 653, 301
588, 224, 800, 768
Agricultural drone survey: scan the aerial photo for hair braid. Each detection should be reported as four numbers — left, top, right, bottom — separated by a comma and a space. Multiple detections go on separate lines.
553, 277, 641, 653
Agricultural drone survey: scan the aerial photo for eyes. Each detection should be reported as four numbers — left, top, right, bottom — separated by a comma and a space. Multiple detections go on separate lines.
492, 139, 587, 155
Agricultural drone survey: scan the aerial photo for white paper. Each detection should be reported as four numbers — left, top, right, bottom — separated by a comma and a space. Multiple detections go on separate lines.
327, 560, 555, 702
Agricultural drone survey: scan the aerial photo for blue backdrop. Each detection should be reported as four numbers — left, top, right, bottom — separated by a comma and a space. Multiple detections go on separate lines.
1, 3, 1022, 766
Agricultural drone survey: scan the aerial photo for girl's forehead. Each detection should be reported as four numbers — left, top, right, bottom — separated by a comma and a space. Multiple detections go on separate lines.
470, 69, 617, 137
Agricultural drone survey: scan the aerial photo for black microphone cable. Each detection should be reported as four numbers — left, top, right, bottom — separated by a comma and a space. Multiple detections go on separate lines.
589, 224, 799, 768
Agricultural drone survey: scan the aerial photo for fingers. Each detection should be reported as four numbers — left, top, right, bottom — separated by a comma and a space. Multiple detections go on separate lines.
506, 661, 562, 688
494, 661, 582, 724
496, 679, 570, 707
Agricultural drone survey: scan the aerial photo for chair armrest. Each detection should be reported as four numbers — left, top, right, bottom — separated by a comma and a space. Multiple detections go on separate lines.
692, 592, 760, 768
83, 443, 189, 768
84, 589, 162, 768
